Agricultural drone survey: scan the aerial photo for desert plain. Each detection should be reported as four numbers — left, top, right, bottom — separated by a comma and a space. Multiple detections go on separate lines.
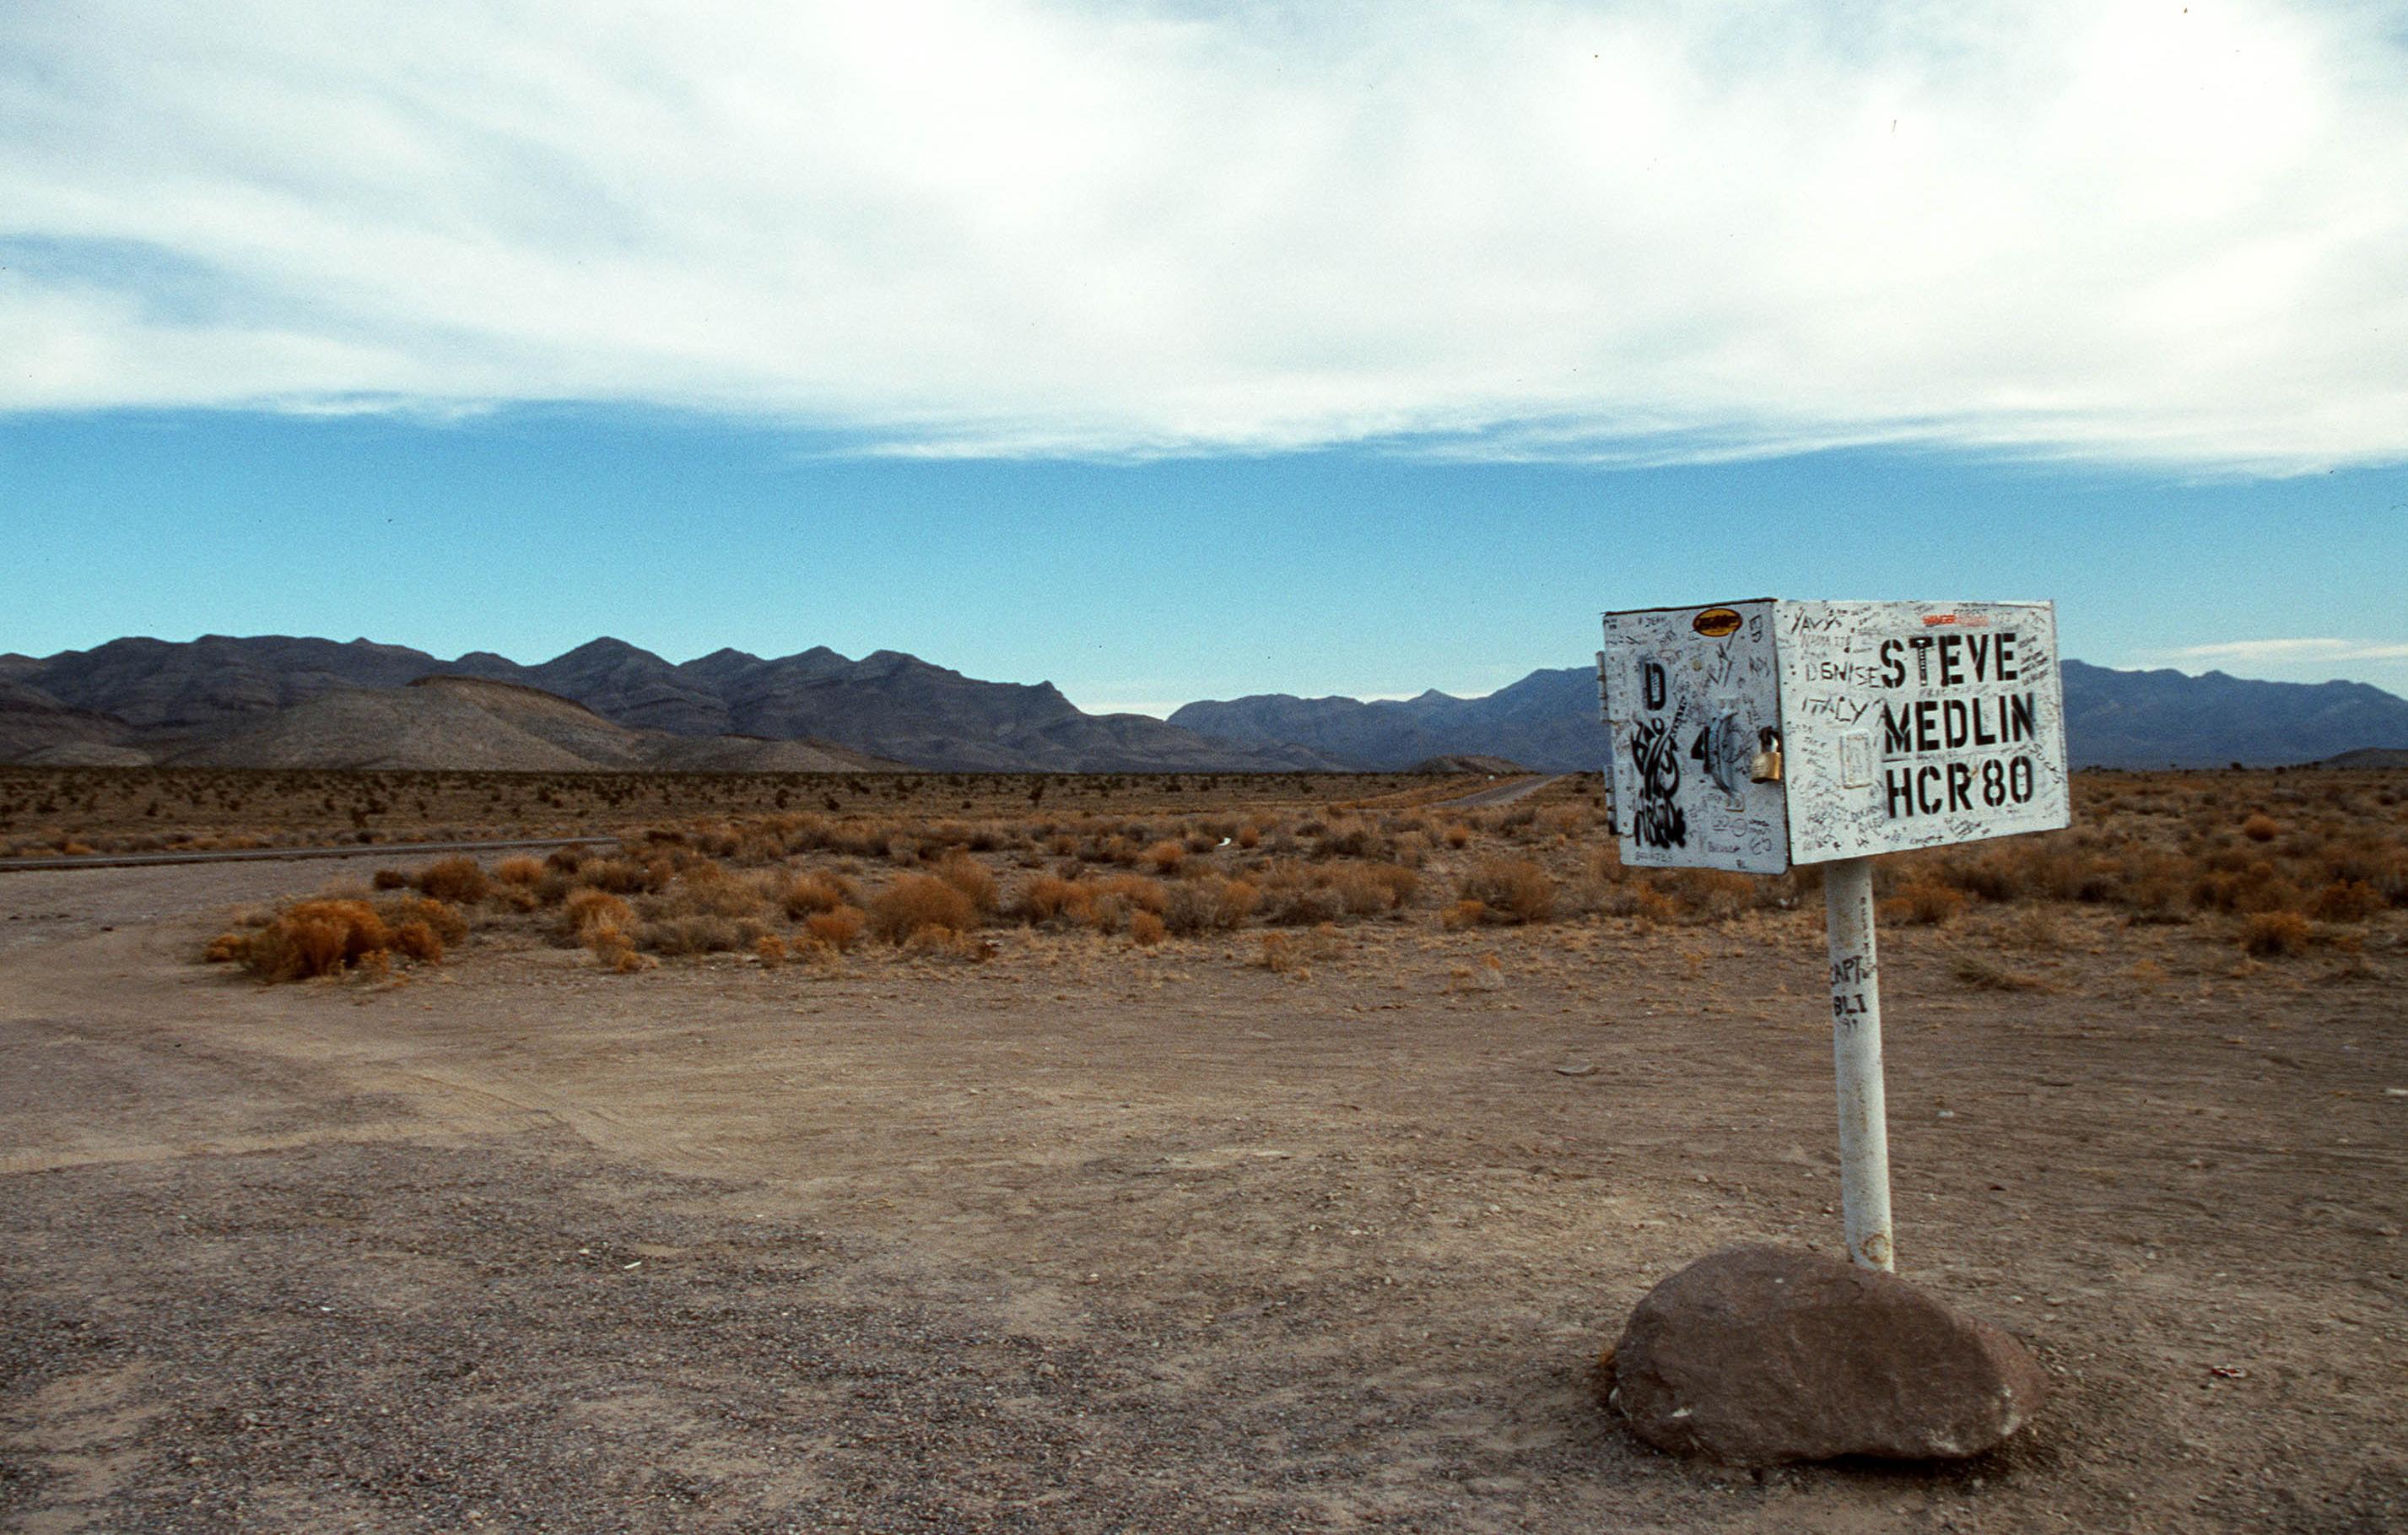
2, 766, 2404, 1532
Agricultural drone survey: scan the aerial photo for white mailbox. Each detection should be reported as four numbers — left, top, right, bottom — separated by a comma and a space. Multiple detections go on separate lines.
1599, 599, 2071, 874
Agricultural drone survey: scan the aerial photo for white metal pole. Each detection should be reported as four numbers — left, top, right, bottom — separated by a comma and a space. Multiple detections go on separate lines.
1822, 857, 1895, 1272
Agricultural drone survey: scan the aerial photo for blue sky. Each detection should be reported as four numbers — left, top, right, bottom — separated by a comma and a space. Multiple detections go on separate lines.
3, 2, 2405, 715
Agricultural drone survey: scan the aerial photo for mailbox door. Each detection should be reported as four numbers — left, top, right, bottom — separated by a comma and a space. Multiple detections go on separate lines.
1600, 601, 1790, 873
1774, 600, 2072, 863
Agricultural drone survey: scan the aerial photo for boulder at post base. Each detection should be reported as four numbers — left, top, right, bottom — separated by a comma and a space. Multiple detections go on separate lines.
1608, 1245, 2047, 1465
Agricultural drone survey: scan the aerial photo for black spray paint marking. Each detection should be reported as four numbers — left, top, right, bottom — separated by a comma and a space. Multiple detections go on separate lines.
1630, 716, 1687, 849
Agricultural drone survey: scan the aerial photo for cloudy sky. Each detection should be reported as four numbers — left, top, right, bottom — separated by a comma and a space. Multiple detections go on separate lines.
3, 0, 2403, 709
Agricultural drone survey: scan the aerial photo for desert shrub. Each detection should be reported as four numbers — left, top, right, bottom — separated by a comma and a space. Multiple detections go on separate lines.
391, 920, 444, 964
640, 914, 763, 955
647, 862, 779, 922
1092, 873, 1169, 914
806, 905, 867, 952
1657, 867, 1756, 922
1014, 874, 1094, 926
1131, 911, 1167, 946
1326, 860, 1419, 915
564, 889, 635, 942
933, 853, 999, 915
869, 875, 977, 943
1880, 881, 1965, 926
233, 899, 390, 981
378, 895, 468, 946
756, 933, 787, 968
575, 857, 656, 895
1161, 876, 1259, 935
1440, 898, 1487, 931
414, 856, 490, 905
370, 867, 410, 891
1142, 839, 1187, 874
1952, 954, 2044, 991
2308, 879, 2384, 922
2242, 813, 2280, 842
2239, 911, 2312, 956
494, 855, 545, 886
1457, 857, 1554, 924
902, 927, 997, 963
1234, 823, 1262, 850
1259, 884, 1343, 927
778, 871, 855, 918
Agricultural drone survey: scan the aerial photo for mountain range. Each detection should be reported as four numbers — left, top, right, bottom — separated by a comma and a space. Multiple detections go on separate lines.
3, 635, 2404, 773
0, 635, 1342, 773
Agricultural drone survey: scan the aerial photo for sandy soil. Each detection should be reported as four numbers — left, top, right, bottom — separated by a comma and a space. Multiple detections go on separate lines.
2, 860, 2404, 1532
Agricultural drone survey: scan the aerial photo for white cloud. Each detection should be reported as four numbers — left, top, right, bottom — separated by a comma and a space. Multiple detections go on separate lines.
3, 1, 2406, 469
2152, 638, 2408, 666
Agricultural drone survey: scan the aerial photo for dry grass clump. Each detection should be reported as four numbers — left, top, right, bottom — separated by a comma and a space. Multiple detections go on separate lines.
1456, 857, 1554, 924
1015, 874, 1093, 927
1881, 880, 1966, 927
1952, 953, 2046, 991
1325, 860, 1418, 916
494, 855, 545, 886
1142, 839, 1187, 874
2238, 911, 2313, 956
931, 852, 999, 916
1652, 868, 1757, 923
1160, 876, 1259, 935
571, 857, 658, 895
869, 874, 979, 943
391, 919, 445, 963
563, 889, 640, 966
640, 914, 766, 956
564, 889, 634, 941
206, 893, 467, 981
413, 856, 490, 905
805, 905, 867, 953
2242, 813, 2281, 842
218, 899, 388, 981
2308, 880, 2384, 922
777, 870, 855, 918
1131, 911, 1167, 946
381, 895, 469, 946
642, 862, 781, 923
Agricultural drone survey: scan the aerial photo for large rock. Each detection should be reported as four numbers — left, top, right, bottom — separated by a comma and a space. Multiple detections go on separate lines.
1608, 1246, 2047, 1465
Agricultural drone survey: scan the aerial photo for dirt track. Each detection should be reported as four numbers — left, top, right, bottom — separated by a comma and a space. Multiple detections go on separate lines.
3, 862, 2405, 1532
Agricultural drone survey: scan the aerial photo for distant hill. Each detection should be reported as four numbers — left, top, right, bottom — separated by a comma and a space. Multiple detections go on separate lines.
3, 635, 1345, 772
13, 633, 2401, 774
1171, 669, 1604, 771
1406, 754, 1530, 776
2057, 661, 2408, 768
2318, 748, 2408, 769
1172, 660, 2408, 770
155, 676, 895, 772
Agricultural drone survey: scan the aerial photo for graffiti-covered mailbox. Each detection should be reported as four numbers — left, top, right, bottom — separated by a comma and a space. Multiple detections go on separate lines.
1597, 599, 2071, 873
1596, 598, 2072, 1274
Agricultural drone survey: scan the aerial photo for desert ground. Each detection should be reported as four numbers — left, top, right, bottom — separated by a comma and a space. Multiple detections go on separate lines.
3, 770, 2404, 1532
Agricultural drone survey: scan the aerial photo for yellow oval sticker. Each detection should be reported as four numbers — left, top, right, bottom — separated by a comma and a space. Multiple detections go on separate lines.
1692, 607, 1742, 638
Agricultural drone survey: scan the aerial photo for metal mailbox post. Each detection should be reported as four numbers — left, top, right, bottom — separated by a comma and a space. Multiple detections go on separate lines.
1597, 600, 2071, 1271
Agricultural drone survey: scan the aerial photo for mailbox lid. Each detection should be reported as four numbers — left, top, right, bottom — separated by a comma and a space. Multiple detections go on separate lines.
1774, 600, 2071, 864
1600, 600, 1790, 874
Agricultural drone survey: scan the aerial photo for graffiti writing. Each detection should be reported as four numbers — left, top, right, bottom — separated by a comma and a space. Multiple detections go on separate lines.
1629, 717, 1687, 849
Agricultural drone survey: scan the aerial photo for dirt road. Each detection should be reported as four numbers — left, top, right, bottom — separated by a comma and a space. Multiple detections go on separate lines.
1435, 774, 1567, 810
2, 862, 2403, 1532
